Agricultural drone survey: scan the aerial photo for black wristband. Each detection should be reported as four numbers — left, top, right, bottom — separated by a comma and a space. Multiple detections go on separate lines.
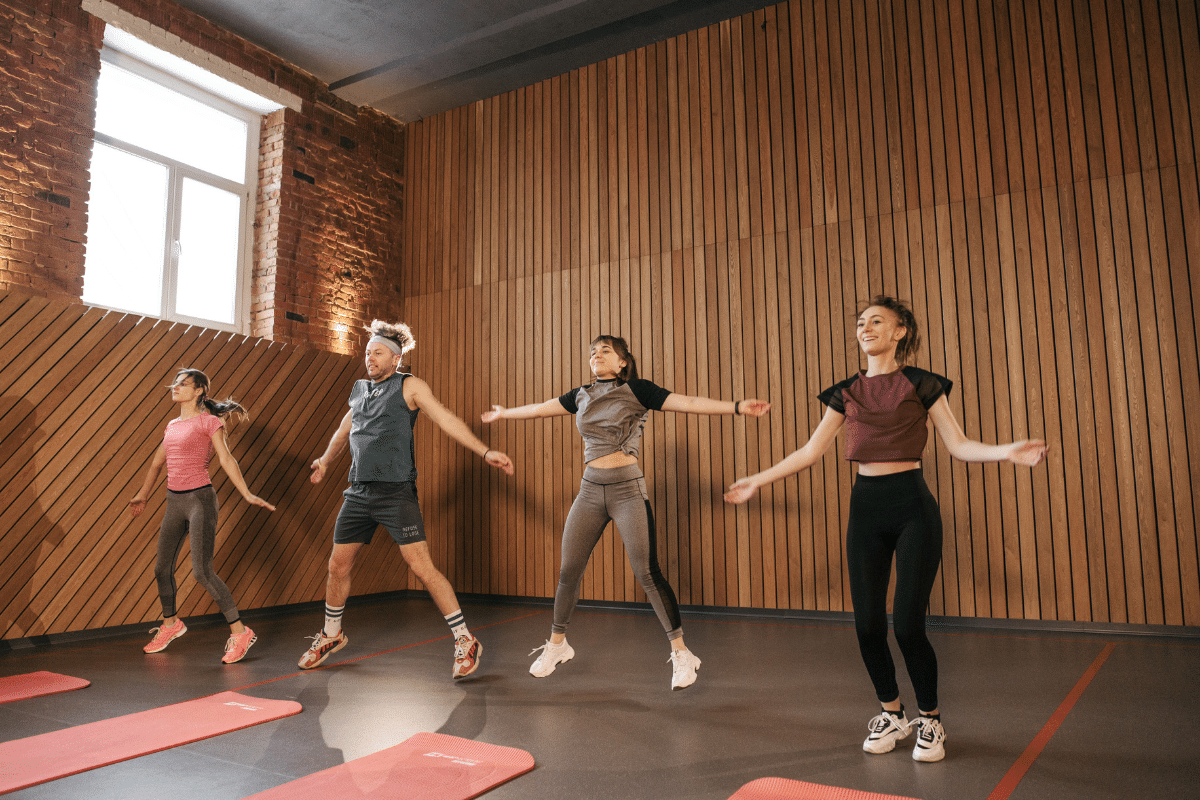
734, 401, 741, 416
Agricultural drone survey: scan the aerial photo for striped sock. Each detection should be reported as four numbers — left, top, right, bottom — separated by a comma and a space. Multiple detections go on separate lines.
444, 610, 469, 639
324, 603, 345, 637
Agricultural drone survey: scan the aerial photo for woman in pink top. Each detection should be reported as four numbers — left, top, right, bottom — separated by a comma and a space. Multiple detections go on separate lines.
129, 368, 275, 664
725, 295, 1048, 763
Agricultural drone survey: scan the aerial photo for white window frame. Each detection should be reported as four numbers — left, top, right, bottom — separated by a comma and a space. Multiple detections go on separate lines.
87, 46, 261, 334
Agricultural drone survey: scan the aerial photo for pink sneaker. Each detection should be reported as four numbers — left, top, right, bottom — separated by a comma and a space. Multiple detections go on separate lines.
222, 627, 257, 664
143, 618, 187, 653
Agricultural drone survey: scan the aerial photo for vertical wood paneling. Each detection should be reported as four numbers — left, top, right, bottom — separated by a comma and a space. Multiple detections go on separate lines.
384, 0, 1199, 628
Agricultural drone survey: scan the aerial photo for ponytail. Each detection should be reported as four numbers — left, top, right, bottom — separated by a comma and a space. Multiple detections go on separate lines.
174, 368, 250, 424
202, 396, 249, 422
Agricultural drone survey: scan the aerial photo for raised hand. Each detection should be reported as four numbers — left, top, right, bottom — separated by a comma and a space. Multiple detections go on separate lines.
723, 478, 759, 505
1008, 440, 1049, 467
245, 494, 276, 511
738, 399, 771, 417
484, 449, 515, 475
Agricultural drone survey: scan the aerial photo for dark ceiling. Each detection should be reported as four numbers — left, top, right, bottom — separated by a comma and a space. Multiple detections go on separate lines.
169, 0, 780, 123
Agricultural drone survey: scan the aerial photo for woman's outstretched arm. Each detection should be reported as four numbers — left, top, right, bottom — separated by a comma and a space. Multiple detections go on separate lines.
212, 431, 277, 510
660, 395, 770, 417
724, 407, 845, 504
129, 445, 167, 517
482, 399, 571, 421
927, 396, 1048, 465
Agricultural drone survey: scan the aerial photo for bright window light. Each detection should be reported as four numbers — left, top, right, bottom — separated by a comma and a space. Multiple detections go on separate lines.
83, 43, 261, 334
94, 63, 248, 183
176, 179, 240, 324
82, 143, 168, 315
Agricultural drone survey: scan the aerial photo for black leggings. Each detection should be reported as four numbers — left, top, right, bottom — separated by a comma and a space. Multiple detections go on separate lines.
847, 470, 943, 712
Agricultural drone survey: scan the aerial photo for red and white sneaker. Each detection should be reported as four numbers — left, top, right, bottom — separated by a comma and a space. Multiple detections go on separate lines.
298, 630, 348, 669
143, 618, 187, 653
222, 627, 258, 664
452, 634, 482, 679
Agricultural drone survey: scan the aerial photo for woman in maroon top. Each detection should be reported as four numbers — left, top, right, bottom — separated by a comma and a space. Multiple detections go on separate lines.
129, 369, 275, 664
725, 295, 1047, 762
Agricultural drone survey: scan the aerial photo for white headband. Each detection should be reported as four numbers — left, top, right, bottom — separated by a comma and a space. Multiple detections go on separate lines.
368, 335, 403, 356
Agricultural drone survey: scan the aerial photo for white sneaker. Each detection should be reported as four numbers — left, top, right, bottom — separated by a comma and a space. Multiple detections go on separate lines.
912, 716, 946, 762
863, 710, 912, 754
669, 648, 701, 690
529, 638, 574, 677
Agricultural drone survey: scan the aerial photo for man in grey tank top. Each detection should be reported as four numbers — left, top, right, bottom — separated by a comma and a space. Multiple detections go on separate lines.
298, 320, 514, 679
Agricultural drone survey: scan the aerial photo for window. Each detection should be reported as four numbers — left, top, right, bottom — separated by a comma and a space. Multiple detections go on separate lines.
83, 44, 267, 332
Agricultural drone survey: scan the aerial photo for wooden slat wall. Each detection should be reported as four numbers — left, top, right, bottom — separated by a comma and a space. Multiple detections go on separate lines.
0, 290, 413, 639
401, 0, 1200, 625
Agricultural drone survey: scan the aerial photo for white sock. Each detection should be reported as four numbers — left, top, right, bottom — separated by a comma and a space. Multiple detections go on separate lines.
324, 603, 345, 637
444, 610, 469, 639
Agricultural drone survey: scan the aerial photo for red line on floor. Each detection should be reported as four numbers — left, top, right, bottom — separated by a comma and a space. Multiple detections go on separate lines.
232, 609, 547, 693
986, 641, 1116, 800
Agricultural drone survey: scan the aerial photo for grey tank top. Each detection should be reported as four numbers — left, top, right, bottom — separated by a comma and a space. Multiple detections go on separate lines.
558, 378, 671, 462
347, 373, 419, 482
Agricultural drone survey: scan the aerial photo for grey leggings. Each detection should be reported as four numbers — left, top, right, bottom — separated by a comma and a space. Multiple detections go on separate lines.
553, 464, 683, 640
154, 486, 240, 624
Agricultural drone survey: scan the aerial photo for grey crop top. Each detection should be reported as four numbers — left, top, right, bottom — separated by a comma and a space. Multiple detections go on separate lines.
558, 378, 672, 462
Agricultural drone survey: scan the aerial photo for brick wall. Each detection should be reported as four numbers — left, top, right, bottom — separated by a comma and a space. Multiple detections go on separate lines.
0, 1, 103, 302
0, 0, 405, 352
254, 105, 404, 353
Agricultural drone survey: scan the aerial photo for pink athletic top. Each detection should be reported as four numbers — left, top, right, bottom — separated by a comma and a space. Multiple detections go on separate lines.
162, 413, 224, 491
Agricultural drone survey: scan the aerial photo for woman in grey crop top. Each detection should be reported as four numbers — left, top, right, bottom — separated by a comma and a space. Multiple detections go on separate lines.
483, 334, 769, 691
726, 295, 1048, 763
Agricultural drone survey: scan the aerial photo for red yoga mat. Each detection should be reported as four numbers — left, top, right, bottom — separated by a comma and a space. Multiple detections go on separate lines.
730, 777, 921, 800
0, 671, 90, 704
244, 732, 535, 800
0, 690, 302, 793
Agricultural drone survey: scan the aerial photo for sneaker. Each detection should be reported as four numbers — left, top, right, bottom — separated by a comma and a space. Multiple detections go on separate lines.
221, 627, 258, 664
863, 710, 912, 754
669, 648, 701, 690
529, 638, 574, 677
912, 716, 946, 762
452, 634, 483, 679
143, 618, 187, 653
298, 630, 348, 669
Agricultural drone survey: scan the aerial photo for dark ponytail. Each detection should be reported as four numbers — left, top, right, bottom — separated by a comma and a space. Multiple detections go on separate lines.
174, 368, 249, 423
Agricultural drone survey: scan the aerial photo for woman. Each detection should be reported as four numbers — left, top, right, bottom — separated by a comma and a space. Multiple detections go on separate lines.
483, 335, 769, 690
129, 368, 276, 664
725, 296, 1046, 762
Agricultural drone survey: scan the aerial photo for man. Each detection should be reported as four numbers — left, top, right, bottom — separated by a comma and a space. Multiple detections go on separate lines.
300, 319, 513, 678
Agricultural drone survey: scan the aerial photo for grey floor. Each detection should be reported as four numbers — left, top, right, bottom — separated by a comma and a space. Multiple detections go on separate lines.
1, 595, 1197, 800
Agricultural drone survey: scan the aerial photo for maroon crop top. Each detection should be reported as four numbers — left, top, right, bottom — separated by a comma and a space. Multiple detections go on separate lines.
817, 366, 952, 462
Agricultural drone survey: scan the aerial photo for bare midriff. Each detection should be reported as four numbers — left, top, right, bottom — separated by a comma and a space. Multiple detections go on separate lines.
586, 451, 640, 469
856, 460, 921, 476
